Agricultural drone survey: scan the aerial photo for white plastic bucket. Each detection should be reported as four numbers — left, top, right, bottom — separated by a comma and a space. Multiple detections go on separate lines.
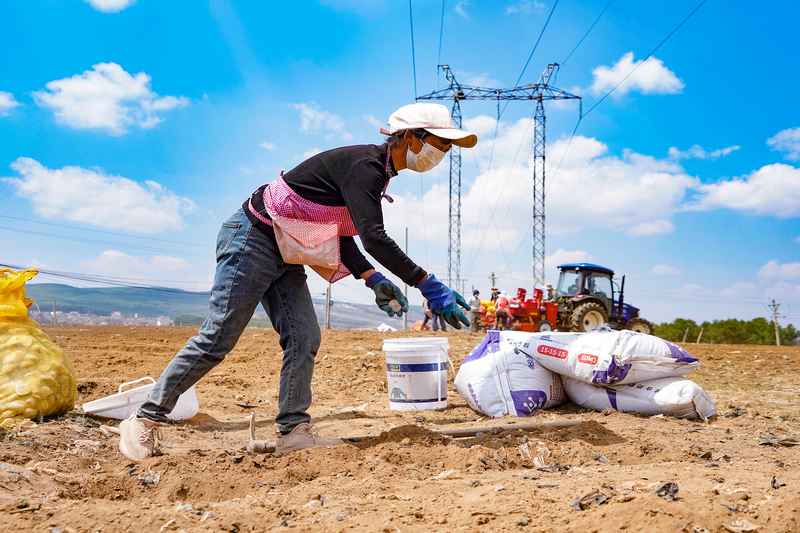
382, 337, 450, 411
81, 377, 199, 421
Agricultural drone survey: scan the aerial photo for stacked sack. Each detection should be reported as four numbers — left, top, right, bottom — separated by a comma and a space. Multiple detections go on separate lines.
454, 330, 581, 417
455, 328, 715, 420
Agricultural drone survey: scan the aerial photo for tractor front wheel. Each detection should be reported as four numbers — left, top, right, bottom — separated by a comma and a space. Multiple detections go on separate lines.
538, 320, 553, 332
570, 302, 608, 332
625, 318, 653, 335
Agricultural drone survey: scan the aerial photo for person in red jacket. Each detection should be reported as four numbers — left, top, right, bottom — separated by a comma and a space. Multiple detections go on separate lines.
118, 103, 478, 460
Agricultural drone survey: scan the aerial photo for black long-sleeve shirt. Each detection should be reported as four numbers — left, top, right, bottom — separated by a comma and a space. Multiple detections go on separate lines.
243, 143, 426, 286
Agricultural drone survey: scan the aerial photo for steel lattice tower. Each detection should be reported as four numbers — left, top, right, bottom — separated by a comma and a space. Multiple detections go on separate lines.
418, 63, 580, 289
449, 98, 463, 292
532, 99, 546, 285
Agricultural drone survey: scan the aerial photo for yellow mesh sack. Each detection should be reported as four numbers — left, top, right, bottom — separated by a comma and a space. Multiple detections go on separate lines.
0, 269, 77, 429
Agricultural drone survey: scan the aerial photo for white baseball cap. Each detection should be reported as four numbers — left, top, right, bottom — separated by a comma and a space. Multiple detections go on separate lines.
381, 103, 478, 148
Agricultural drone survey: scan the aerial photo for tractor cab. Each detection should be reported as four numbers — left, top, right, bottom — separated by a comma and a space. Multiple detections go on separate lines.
555, 263, 614, 303
553, 263, 652, 334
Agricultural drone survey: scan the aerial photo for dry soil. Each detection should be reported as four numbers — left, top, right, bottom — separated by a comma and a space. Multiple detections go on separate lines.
1, 327, 798, 532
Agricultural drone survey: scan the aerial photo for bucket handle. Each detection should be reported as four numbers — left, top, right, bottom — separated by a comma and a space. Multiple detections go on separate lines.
118, 376, 156, 393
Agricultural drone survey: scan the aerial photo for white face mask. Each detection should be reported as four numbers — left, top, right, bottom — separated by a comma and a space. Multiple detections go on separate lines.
406, 141, 446, 172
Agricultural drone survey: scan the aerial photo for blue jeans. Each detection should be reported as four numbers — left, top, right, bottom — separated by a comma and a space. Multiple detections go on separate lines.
138, 209, 321, 432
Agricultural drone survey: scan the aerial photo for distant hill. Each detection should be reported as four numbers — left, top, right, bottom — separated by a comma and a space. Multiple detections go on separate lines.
26, 283, 422, 330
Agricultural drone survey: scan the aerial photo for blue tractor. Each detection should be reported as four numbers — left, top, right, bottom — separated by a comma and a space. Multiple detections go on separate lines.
552, 263, 653, 334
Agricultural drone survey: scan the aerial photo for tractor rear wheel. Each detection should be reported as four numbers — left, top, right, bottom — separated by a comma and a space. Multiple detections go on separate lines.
625, 318, 653, 335
570, 302, 608, 332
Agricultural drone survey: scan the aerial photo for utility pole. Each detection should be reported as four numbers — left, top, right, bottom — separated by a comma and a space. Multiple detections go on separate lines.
404, 227, 409, 331
52, 300, 57, 326
769, 299, 781, 346
417, 64, 581, 287
324, 284, 332, 330
489, 272, 497, 289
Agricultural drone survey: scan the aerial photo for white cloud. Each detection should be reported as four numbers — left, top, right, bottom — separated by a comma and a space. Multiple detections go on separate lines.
691, 163, 800, 217
80, 250, 211, 291
454, 0, 470, 19
720, 281, 757, 298
505, 1, 545, 14
85, 0, 135, 12
0, 91, 20, 116
363, 114, 384, 129
758, 260, 800, 282
591, 52, 684, 96
381, 116, 698, 254
668, 144, 740, 160
259, 141, 276, 151
767, 127, 800, 161
651, 264, 681, 276
628, 219, 674, 236
546, 249, 591, 272
4, 157, 194, 233
291, 103, 352, 140
33, 63, 188, 135
461, 71, 502, 88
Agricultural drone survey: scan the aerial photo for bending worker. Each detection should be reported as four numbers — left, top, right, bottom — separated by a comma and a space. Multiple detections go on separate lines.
118, 103, 477, 460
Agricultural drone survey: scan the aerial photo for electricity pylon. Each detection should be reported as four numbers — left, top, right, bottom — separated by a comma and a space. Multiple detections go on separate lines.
417, 63, 581, 288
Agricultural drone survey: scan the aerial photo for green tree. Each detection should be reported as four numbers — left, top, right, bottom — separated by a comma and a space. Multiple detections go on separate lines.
655, 317, 799, 345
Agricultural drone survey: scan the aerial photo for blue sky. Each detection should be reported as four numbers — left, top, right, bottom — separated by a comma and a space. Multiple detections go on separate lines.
1, 0, 799, 326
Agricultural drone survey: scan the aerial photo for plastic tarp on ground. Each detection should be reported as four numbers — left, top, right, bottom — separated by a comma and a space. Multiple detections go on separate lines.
563, 376, 716, 421
527, 329, 700, 385
454, 330, 568, 417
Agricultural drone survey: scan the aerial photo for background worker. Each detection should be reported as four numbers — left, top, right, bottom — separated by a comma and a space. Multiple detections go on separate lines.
118, 103, 477, 460
421, 298, 433, 330
469, 289, 482, 332
495, 291, 511, 330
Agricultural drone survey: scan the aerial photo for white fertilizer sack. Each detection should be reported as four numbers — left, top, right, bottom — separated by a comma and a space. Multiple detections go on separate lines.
455, 330, 566, 417
528, 329, 700, 385
563, 376, 716, 420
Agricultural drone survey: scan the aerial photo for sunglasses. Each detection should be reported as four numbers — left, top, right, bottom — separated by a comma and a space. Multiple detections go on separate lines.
411, 130, 453, 150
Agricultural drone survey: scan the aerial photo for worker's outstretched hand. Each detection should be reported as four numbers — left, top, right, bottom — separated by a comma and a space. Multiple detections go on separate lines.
417, 274, 470, 329
366, 272, 409, 318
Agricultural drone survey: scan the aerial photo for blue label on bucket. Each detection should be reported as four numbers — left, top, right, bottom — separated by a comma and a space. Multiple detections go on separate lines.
386, 362, 449, 373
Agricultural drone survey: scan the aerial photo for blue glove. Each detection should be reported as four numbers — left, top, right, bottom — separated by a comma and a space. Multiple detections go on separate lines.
366, 272, 409, 318
417, 274, 470, 329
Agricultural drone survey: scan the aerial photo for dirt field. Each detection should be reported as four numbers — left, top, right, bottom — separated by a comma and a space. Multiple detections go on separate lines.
1, 327, 798, 532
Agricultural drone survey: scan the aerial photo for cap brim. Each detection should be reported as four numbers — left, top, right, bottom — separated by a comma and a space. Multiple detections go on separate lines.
424, 127, 478, 148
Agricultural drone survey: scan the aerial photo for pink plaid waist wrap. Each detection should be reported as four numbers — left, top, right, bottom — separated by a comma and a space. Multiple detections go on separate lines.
247, 176, 359, 283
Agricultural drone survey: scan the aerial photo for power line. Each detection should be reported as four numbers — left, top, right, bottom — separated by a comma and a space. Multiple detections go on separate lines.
582, 0, 708, 119
511, 0, 560, 90
0, 225, 206, 257
0, 214, 204, 248
436, 0, 446, 88
488, 0, 559, 173
0, 262, 207, 295
539, 0, 709, 248
560, 0, 614, 67
408, 0, 418, 99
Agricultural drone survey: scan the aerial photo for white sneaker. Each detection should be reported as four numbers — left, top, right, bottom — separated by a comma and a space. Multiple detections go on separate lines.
275, 423, 342, 456
118, 415, 162, 461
